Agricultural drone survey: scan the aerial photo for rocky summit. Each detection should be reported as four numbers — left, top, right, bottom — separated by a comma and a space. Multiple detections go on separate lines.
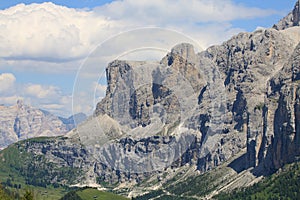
273, 0, 300, 30
0, 1, 300, 199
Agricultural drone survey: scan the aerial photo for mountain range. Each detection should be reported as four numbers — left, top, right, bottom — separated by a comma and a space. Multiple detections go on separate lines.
0, 1, 299, 199
0, 100, 86, 149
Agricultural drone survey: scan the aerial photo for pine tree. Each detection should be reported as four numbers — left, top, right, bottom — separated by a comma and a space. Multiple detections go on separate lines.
22, 190, 34, 200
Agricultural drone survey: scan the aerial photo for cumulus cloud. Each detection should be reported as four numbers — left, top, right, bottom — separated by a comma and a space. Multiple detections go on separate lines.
0, 1, 279, 64
25, 84, 61, 99
0, 72, 72, 117
0, 59, 81, 75
0, 73, 16, 93
94, 82, 107, 101
96, 0, 278, 24
23, 84, 73, 116
0, 2, 115, 62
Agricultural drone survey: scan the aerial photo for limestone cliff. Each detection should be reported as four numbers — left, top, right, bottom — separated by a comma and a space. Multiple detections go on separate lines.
91, 25, 300, 176
247, 41, 300, 174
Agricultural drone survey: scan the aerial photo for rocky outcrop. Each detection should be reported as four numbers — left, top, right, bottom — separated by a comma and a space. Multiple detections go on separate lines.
273, 0, 300, 30
0, 100, 75, 149
92, 42, 239, 174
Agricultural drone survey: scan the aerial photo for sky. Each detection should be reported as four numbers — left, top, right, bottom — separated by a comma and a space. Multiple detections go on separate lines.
0, 0, 297, 117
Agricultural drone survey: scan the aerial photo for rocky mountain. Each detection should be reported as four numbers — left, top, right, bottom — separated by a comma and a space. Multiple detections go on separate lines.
0, 100, 85, 149
0, 1, 299, 199
90, 22, 300, 176
59, 112, 87, 130
273, 0, 300, 30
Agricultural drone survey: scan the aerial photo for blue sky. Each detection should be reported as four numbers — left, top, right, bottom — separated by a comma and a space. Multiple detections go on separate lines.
0, 0, 295, 11
233, 0, 296, 30
0, 0, 296, 31
0, 0, 297, 116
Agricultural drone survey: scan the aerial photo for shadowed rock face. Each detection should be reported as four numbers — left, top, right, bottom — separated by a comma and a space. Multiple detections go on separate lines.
273, 0, 300, 30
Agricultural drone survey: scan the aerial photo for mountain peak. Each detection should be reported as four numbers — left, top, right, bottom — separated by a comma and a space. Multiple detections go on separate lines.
273, 0, 300, 30
0, 101, 74, 149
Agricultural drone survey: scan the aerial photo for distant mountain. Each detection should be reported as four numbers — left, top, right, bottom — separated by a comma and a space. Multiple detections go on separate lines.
0, 1, 299, 199
0, 100, 85, 149
59, 113, 87, 130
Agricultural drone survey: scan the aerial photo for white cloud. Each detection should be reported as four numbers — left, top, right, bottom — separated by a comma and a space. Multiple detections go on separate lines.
0, 1, 279, 64
0, 73, 16, 93
25, 84, 60, 99
35, 95, 72, 117
0, 59, 81, 75
24, 84, 61, 99
95, 0, 278, 24
41, 103, 65, 110
23, 84, 73, 116
0, 95, 23, 105
72, 81, 107, 115
0, 2, 114, 62
72, 91, 94, 114
0, 73, 72, 117
94, 82, 107, 101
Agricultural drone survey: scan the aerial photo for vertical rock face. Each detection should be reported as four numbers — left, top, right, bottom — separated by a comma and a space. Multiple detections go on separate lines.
95, 60, 157, 128
249, 42, 300, 174
0, 100, 72, 149
273, 0, 300, 30
95, 43, 204, 132
205, 27, 299, 172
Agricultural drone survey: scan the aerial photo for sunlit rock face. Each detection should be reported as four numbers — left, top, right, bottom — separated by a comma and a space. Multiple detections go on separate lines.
0, 100, 75, 149
273, 0, 300, 30
90, 24, 299, 176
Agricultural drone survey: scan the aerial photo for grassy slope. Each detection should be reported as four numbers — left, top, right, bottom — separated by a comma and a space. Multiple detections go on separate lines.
0, 139, 129, 200
0, 138, 73, 200
76, 188, 129, 200
133, 166, 231, 200
0, 184, 14, 200
134, 161, 300, 200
